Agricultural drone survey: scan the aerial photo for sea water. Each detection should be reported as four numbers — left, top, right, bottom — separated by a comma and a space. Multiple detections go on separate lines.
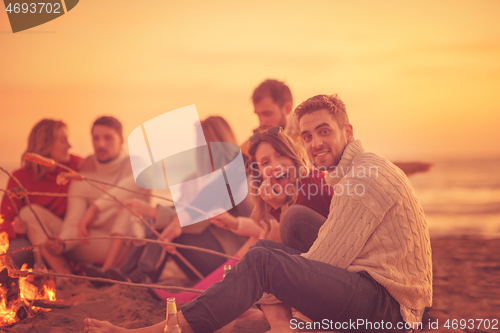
409, 157, 500, 238
1, 157, 500, 238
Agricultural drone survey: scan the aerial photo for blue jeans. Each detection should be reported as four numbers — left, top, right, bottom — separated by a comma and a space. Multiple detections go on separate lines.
181, 239, 404, 333
279, 204, 327, 253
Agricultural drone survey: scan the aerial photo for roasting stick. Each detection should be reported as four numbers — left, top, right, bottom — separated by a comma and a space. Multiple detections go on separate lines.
2, 236, 240, 262
5, 263, 204, 293
17, 154, 205, 280
0, 166, 52, 240
26, 153, 207, 216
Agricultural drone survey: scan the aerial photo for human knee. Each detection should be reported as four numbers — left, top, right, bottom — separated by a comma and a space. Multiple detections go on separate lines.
245, 246, 269, 263
280, 205, 308, 238
280, 205, 312, 230
18, 204, 44, 222
250, 239, 279, 251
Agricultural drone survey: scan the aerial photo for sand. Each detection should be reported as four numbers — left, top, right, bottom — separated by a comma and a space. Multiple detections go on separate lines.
2, 236, 499, 333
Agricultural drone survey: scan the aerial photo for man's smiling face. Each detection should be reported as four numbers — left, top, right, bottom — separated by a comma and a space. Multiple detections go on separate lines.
299, 108, 353, 169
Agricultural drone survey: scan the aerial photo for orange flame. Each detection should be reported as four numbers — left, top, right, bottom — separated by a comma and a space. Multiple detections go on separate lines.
0, 234, 8, 255
0, 216, 17, 325
19, 265, 38, 301
0, 216, 58, 327
43, 284, 56, 302
0, 215, 8, 272
0, 296, 18, 326
18, 264, 57, 311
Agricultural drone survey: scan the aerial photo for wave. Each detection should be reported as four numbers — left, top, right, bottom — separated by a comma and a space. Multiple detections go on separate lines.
423, 202, 500, 215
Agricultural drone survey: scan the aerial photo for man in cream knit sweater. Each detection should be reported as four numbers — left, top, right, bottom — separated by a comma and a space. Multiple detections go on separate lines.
85, 96, 432, 333
60, 116, 149, 273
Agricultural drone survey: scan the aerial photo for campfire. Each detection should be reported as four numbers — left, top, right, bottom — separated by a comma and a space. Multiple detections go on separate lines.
0, 217, 57, 327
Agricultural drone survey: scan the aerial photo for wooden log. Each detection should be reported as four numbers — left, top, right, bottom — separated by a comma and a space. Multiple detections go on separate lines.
30, 299, 71, 309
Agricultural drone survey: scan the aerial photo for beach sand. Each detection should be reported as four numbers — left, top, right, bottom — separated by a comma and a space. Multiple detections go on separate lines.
2, 236, 499, 333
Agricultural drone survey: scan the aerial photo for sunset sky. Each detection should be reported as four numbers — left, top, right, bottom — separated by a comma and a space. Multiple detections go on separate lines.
0, 0, 499, 175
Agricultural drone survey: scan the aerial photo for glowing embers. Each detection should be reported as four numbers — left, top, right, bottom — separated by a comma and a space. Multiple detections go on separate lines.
0, 217, 57, 327
0, 232, 9, 272
1, 285, 17, 325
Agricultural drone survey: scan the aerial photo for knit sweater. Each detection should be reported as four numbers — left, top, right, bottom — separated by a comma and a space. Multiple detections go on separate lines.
59, 151, 150, 250
0, 155, 82, 239
302, 140, 433, 321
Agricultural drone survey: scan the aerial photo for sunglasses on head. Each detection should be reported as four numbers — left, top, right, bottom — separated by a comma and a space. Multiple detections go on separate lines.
249, 126, 284, 143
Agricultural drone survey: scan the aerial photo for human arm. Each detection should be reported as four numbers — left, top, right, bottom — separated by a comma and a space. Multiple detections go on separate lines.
76, 204, 99, 240
301, 177, 394, 268
92, 175, 149, 213
236, 216, 265, 238
159, 214, 184, 254
209, 212, 261, 237
123, 198, 159, 219
59, 180, 90, 251
209, 211, 238, 230
124, 199, 179, 231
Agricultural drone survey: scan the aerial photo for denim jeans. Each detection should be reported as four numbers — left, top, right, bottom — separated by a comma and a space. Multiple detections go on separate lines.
181, 239, 404, 333
119, 227, 231, 282
279, 204, 327, 253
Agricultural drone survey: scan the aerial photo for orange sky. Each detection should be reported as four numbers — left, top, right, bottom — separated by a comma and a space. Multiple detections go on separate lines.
1, 0, 499, 174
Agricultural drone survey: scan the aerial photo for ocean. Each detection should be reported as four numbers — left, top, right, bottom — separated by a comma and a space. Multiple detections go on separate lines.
409, 157, 500, 238
1, 157, 500, 238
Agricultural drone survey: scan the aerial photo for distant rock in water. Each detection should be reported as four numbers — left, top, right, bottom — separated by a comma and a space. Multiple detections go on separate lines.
393, 162, 433, 176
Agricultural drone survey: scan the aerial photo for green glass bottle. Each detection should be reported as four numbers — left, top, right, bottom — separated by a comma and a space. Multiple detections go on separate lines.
164, 298, 181, 333
223, 265, 232, 278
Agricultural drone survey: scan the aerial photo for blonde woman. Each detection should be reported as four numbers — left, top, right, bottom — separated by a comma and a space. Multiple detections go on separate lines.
211, 126, 333, 252
0, 119, 81, 272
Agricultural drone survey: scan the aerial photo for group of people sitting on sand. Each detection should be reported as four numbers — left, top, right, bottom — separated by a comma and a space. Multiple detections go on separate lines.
1, 79, 432, 333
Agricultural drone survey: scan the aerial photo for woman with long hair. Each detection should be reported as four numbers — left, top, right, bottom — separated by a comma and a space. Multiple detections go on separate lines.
210, 126, 333, 252
101, 116, 252, 284
0, 119, 81, 272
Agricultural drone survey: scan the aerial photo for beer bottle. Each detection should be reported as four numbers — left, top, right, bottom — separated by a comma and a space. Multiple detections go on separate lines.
223, 265, 232, 278
164, 298, 181, 333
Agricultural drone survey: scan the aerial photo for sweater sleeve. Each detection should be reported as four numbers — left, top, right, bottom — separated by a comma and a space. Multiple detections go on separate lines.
301, 176, 395, 269
59, 180, 89, 250
0, 176, 24, 239
93, 176, 147, 212
235, 217, 264, 237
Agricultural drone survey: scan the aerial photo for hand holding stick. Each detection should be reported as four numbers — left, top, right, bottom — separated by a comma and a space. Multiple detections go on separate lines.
20, 153, 205, 280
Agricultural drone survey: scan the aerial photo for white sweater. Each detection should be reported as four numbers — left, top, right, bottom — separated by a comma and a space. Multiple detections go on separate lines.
60, 151, 149, 251
302, 140, 432, 322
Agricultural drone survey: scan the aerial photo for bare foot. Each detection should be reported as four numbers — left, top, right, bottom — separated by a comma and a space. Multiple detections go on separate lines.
84, 318, 126, 333
238, 307, 266, 321
265, 326, 298, 333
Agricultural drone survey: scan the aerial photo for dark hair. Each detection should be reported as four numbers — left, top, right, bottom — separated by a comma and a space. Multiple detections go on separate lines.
251, 79, 293, 108
294, 94, 349, 128
92, 116, 122, 138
